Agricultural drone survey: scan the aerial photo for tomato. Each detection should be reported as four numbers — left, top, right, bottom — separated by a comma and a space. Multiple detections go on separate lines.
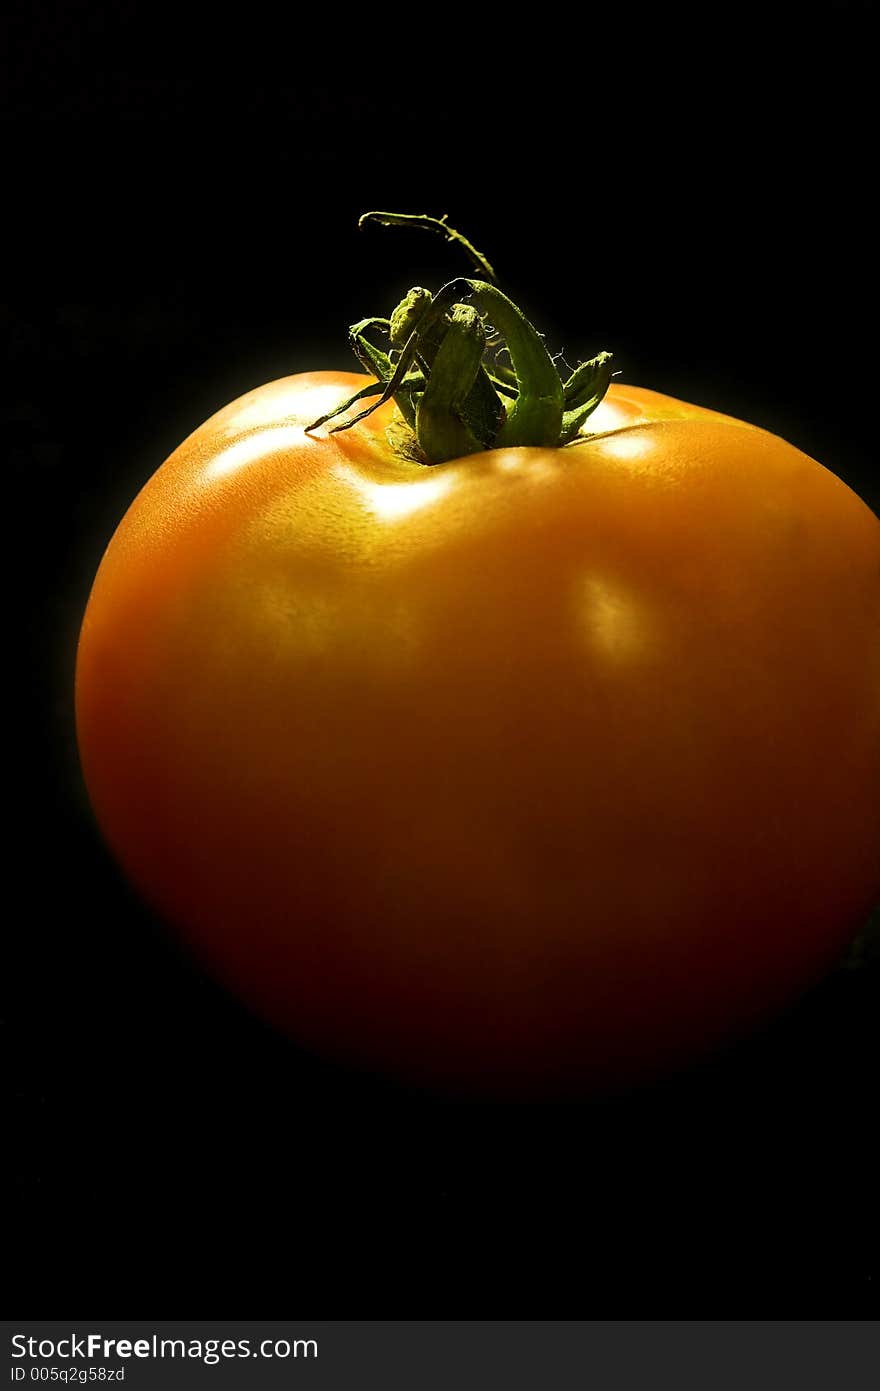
75, 371, 880, 1096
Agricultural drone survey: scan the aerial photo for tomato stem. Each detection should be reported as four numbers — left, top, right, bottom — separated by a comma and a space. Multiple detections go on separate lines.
305, 214, 614, 464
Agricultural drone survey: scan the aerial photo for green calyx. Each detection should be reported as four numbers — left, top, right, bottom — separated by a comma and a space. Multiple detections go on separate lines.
306, 212, 614, 466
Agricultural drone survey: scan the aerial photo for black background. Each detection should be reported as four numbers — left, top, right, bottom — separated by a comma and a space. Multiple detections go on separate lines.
5, 2, 878, 1313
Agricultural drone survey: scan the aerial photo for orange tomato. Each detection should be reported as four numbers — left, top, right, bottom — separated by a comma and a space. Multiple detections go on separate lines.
75, 372, 880, 1095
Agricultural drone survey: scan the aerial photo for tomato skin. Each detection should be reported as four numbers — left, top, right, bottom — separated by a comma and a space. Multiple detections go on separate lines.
75, 371, 880, 1096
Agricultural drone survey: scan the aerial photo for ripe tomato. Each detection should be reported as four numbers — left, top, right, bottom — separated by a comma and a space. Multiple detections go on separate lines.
75, 371, 880, 1096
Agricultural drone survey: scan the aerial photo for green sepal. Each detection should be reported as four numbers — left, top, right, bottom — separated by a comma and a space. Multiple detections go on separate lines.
416, 303, 488, 464
389, 287, 503, 446
560, 352, 615, 444
348, 318, 419, 430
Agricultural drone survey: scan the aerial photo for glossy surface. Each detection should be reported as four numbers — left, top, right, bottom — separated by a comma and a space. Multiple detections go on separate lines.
76, 373, 880, 1095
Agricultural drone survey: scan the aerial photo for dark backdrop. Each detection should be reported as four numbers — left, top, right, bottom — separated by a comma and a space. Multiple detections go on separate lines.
5, 2, 878, 1312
